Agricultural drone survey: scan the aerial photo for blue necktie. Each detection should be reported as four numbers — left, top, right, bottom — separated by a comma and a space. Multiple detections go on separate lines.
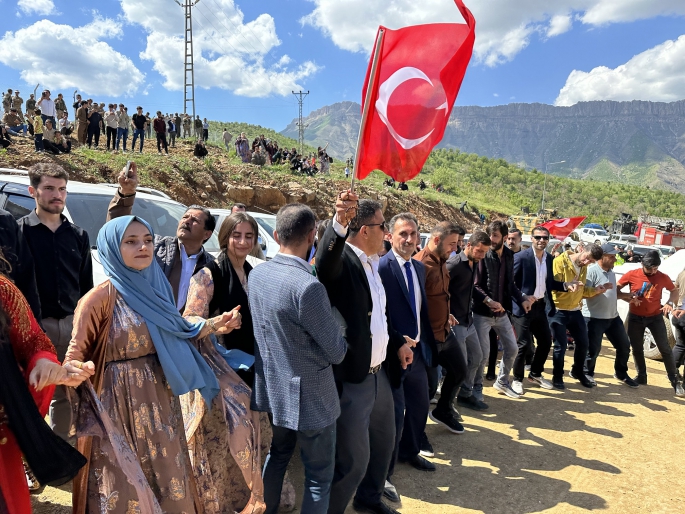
404, 261, 417, 320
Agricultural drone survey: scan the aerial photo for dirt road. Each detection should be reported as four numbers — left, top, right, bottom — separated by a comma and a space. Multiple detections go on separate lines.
32, 346, 684, 513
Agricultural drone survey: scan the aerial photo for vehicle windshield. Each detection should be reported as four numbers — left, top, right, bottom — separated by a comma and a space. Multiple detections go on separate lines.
254, 217, 277, 237
66, 193, 220, 251
594, 229, 608, 236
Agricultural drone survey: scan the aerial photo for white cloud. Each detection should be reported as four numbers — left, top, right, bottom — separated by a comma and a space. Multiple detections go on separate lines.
121, 0, 319, 97
17, 0, 55, 15
0, 17, 145, 96
547, 14, 572, 37
555, 35, 685, 105
301, 0, 685, 67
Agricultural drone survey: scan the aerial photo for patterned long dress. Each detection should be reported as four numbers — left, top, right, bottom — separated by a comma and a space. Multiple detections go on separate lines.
79, 294, 198, 514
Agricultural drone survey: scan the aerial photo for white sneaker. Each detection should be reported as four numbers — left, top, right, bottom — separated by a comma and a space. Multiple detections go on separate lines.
511, 380, 525, 396
675, 383, 685, 397
493, 380, 520, 399
528, 374, 554, 390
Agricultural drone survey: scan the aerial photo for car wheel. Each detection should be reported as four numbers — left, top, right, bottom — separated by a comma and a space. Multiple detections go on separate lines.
623, 314, 676, 360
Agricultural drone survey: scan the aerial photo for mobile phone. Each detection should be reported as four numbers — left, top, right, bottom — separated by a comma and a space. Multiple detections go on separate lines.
124, 161, 132, 178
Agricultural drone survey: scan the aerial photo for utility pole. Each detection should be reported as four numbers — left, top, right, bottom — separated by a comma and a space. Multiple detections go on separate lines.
176, 0, 199, 120
292, 90, 309, 155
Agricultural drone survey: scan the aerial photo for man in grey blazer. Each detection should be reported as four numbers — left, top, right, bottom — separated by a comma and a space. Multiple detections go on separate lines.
249, 203, 347, 514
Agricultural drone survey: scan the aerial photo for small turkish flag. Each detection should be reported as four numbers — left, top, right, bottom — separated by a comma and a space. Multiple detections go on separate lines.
541, 217, 586, 240
355, 0, 475, 183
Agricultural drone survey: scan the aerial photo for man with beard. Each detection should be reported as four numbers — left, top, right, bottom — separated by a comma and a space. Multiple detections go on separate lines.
18, 163, 94, 442
472, 221, 533, 399
378, 213, 438, 506
506, 228, 523, 254
447, 231, 492, 412
511, 226, 576, 395
415, 222, 468, 434
106, 163, 215, 310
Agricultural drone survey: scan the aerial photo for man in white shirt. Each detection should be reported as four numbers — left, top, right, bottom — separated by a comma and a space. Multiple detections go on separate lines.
36, 90, 56, 126
316, 194, 413, 514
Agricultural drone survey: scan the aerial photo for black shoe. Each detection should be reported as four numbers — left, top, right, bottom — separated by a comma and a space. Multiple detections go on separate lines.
353, 499, 400, 514
400, 454, 436, 472
383, 480, 401, 503
614, 374, 639, 388
419, 433, 434, 458
634, 374, 647, 385
429, 408, 464, 434
569, 370, 594, 388
457, 395, 489, 411
485, 372, 496, 381
552, 379, 566, 390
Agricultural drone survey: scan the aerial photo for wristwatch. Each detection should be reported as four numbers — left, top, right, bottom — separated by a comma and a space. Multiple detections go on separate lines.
485, 297, 492, 304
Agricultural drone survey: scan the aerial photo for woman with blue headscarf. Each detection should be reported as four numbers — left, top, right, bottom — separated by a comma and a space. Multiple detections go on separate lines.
62, 216, 242, 514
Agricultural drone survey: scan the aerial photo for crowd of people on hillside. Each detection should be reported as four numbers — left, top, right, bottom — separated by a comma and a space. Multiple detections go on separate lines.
1, 88, 213, 156
233, 131, 332, 172
1, 158, 684, 514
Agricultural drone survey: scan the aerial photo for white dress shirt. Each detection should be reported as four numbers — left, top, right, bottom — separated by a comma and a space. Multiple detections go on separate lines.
533, 251, 548, 299
392, 250, 421, 341
332, 217, 389, 367
176, 244, 202, 310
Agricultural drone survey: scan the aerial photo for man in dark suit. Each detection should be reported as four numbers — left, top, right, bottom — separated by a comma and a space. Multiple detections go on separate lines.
249, 203, 347, 514
511, 225, 577, 394
378, 213, 438, 505
317, 192, 414, 514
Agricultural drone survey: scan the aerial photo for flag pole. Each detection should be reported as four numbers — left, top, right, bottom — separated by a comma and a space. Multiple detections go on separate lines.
351, 28, 385, 193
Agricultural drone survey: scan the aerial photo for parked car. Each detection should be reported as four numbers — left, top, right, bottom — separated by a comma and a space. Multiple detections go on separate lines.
614, 249, 685, 360
0, 169, 220, 285
608, 233, 638, 244
577, 227, 610, 245
209, 209, 278, 260
630, 244, 663, 260
650, 244, 677, 258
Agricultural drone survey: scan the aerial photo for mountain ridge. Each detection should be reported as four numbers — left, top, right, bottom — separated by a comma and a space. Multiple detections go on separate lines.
281, 99, 685, 192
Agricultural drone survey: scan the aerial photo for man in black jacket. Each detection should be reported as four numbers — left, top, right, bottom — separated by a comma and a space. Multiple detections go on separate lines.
316, 192, 413, 514
472, 221, 533, 400
0, 208, 41, 321
107, 163, 215, 309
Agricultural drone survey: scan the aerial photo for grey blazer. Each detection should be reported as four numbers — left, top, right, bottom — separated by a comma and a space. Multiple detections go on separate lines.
249, 253, 347, 431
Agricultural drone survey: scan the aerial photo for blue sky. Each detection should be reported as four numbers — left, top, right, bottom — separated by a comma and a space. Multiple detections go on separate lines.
1, 0, 684, 131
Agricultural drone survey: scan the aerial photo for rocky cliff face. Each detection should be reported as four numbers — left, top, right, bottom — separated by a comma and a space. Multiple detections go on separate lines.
282, 100, 685, 191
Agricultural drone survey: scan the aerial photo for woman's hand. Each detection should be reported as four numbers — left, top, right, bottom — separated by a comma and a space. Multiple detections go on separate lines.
62, 360, 96, 387
212, 306, 242, 335
29, 358, 68, 391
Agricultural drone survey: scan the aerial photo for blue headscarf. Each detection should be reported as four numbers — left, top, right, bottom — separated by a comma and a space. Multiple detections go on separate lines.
97, 216, 219, 405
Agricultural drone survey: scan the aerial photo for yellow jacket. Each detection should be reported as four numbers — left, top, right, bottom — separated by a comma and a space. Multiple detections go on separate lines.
551, 251, 601, 310
33, 115, 43, 135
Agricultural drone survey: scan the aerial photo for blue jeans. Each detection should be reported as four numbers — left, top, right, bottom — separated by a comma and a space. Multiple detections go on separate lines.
473, 313, 518, 388
132, 129, 145, 152
550, 309, 589, 381
585, 316, 632, 379
7, 124, 27, 136
34, 133, 43, 151
263, 422, 336, 514
116, 127, 128, 151
40, 114, 55, 126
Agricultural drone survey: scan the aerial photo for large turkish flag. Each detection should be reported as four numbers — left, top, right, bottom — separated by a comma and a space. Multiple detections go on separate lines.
356, 0, 475, 182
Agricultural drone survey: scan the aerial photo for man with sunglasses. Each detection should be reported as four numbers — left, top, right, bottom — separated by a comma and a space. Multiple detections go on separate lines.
317, 193, 413, 514
511, 226, 575, 394
617, 250, 684, 396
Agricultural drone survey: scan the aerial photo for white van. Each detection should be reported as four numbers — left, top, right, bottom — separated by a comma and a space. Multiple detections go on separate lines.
0, 169, 220, 284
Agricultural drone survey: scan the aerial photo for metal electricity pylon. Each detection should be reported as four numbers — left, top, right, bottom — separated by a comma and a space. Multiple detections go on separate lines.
292, 90, 309, 155
175, 0, 200, 119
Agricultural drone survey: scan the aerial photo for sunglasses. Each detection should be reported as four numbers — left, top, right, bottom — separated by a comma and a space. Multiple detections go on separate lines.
365, 222, 387, 231
533, 235, 549, 241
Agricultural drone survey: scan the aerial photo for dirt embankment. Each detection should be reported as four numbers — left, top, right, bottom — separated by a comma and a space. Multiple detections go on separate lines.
0, 137, 496, 230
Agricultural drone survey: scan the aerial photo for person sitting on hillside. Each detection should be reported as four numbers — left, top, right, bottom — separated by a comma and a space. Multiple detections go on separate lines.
194, 138, 208, 158
397, 182, 408, 191
384, 177, 395, 188
251, 146, 266, 166
2, 108, 27, 136
58, 111, 72, 136
0, 124, 12, 149
419, 179, 427, 190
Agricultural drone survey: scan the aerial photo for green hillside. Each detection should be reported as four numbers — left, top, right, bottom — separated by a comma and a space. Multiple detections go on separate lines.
206, 121, 318, 155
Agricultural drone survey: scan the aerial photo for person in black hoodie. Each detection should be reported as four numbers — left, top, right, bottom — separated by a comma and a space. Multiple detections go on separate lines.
86, 107, 101, 148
